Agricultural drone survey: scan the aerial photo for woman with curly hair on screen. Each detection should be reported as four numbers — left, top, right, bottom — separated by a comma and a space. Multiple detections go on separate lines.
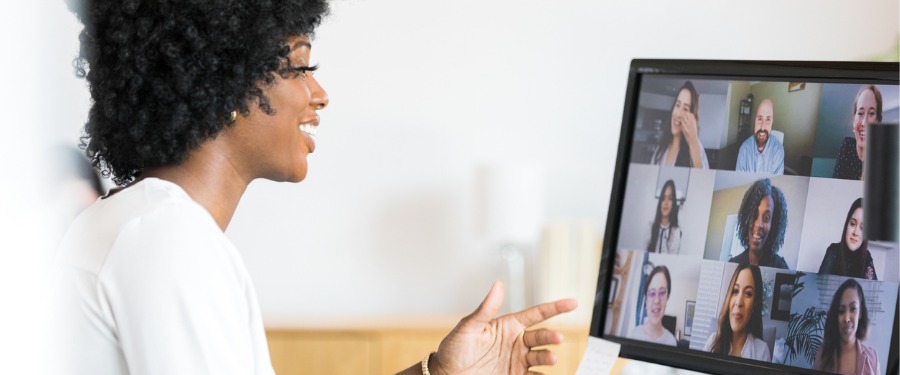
52, 1, 576, 374
812, 279, 880, 375
704, 264, 770, 361
728, 178, 789, 269
819, 198, 877, 280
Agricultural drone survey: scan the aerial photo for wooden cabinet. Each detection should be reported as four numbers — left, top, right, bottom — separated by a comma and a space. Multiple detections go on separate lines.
266, 322, 591, 375
267, 331, 374, 375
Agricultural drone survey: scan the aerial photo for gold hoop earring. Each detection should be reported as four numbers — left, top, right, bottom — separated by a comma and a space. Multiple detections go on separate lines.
230, 111, 237, 122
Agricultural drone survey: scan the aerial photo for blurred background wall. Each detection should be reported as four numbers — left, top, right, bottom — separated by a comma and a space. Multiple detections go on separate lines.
3, 0, 897, 371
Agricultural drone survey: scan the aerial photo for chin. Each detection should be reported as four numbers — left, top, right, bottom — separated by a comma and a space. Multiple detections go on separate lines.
263, 164, 308, 183
289, 169, 309, 183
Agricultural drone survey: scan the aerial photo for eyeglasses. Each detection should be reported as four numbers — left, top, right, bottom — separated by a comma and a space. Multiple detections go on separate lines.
647, 288, 668, 300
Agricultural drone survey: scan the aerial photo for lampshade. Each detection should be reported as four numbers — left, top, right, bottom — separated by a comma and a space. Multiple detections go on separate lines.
476, 164, 545, 244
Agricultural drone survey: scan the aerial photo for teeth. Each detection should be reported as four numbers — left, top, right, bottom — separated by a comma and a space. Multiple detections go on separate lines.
299, 124, 317, 137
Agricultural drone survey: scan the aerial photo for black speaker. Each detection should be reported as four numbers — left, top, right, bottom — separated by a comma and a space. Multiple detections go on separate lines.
864, 122, 899, 242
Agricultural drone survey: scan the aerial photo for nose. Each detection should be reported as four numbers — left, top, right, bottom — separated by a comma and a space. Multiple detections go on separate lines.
308, 76, 329, 110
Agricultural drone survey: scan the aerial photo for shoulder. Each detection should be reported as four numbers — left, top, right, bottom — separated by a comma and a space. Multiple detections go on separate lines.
859, 342, 879, 372
769, 254, 789, 269
662, 330, 677, 345
740, 333, 771, 361
628, 325, 646, 340
651, 145, 665, 165
749, 334, 769, 353
811, 348, 826, 370
840, 136, 857, 150
821, 243, 841, 259
819, 244, 840, 271
729, 250, 748, 264
859, 342, 877, 356
771, 136, 785, 149
107, 202, 239, 275
57, 179, 230, 275
703, 333, 716, 351
739, 137, 754, 150
95, 180, 246, 292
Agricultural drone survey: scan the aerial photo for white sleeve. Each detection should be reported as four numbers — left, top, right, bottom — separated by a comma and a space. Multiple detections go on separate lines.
98, 206, 263, 375
703, 332, 716, 352
698, 138, 710, 169
666, 227, 682, 255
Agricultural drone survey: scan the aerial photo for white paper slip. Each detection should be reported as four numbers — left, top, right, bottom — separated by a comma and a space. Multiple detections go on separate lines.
574, 336, 621, 375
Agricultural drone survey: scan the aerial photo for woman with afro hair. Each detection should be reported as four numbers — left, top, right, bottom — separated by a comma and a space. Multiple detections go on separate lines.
53, 1, 576, 374
727, 178, 790, 269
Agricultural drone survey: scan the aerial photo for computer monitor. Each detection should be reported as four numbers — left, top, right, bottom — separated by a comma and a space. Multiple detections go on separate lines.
589, 60, 899, 375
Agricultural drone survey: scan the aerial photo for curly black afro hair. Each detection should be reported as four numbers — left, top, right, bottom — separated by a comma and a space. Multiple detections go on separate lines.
67, 0, 329, 185
737, 178, 788, 259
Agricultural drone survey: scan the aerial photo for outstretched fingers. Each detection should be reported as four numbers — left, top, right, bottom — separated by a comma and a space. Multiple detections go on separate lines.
512, 298, 578, 328
468, 281, 505, 323
522, 329, 564, 348
525, 349, 558, 367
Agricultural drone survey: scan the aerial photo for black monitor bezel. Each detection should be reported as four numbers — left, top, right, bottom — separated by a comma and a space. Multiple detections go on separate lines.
589, 59, 900, 375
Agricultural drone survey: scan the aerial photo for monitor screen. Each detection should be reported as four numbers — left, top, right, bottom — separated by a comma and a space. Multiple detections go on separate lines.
589, 60, 899, 375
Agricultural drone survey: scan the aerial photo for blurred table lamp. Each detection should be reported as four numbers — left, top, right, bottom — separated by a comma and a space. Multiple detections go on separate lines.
477, 164, 544, 313
864, 123, 898, 243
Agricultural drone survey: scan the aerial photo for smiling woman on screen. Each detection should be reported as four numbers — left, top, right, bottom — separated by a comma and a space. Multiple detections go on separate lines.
628, 265, 677, 346
704, 264, 770, 361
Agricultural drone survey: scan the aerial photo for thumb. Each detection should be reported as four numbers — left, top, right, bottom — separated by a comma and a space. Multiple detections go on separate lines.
469, 280, 504, 323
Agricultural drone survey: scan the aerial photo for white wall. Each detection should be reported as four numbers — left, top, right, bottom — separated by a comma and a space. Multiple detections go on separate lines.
30, 0, 900, 327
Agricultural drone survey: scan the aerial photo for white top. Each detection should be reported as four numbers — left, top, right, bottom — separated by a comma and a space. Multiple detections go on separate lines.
51, 178, 274, 375
627, 324, 678, 346
703, 332, 771, 362
651, 224, 682, 254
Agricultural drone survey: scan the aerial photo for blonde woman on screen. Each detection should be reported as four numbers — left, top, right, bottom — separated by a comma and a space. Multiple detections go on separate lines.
833, 85, 883, 180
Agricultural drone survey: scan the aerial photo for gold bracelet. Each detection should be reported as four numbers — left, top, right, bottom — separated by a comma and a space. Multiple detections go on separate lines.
421, 351, 436, 375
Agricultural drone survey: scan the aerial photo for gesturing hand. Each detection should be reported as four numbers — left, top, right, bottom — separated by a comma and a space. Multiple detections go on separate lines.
429, 281, 578, 375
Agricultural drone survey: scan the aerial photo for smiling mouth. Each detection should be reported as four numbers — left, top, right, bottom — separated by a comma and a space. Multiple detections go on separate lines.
299, 122, 318, 152
752, 232, 764, 244
299, 123, 317, 137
